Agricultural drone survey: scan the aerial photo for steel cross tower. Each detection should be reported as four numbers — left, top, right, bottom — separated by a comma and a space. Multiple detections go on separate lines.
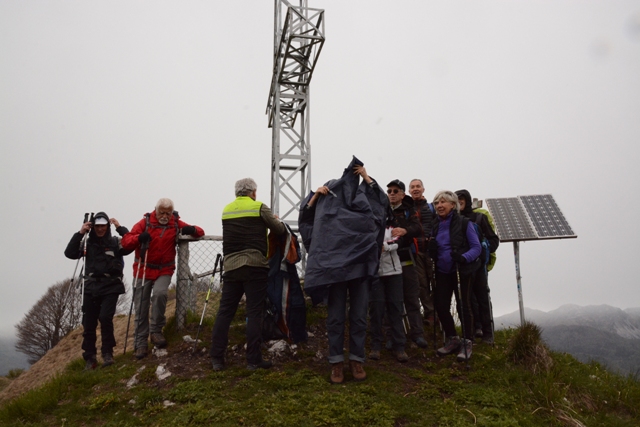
267, 0, 324, 231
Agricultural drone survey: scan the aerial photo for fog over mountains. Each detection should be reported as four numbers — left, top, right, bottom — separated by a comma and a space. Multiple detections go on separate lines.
0, 335, 30, 376
495, 304, 640, 375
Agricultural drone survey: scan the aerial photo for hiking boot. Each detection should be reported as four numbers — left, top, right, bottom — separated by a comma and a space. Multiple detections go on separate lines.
349, 360, 367, 382
456, 339, 473, 362
247, 360, 273, 371
330, 362, 344, 384
84, 356, 98, 371
150, 333, 167, 348
474, 328, 483, 339
101, 353, 114, 368
135, 347, 148, 360
437, 336, 461, 356
211, 359, 225, 371
395, 350, 409, 363
414, 337, 428, 349
369, 350, 381, 360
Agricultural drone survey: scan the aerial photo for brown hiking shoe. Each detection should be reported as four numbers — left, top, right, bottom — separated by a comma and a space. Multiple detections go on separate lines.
135, 347, 148, 360
150, 333, 167, 348
330, 362, 344, 384
395, 350, 409, 363
368, 349, 380, 360
349, 360, 366, 382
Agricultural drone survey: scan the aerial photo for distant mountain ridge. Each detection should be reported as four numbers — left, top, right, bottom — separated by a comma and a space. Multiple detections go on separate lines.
495, 304, 640, 375
0, 334, 30, 376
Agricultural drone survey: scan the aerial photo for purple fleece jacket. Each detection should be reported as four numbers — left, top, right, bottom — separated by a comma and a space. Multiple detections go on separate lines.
435, 212, 481, 274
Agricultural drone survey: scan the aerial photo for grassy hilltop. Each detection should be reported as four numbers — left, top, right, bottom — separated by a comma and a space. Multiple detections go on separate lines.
1, 295, 639, 427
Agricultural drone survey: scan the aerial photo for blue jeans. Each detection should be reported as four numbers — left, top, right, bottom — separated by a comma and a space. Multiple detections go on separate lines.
327, 277, 370, 364
209, 266, 268, 365
369, 274, 405, 351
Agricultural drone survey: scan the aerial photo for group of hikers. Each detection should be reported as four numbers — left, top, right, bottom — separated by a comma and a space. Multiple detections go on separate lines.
64, 157, 498, 384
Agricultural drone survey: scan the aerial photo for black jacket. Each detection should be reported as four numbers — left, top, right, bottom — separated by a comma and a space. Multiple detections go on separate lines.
64, 212, 132, 296
389, 195, 422, 263
412, 197, 435, 250
455, 189, 499, 253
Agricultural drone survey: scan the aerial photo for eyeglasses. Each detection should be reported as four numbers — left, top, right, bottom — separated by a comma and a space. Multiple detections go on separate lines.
157, 211, 173, 216
387, 189, 402, 194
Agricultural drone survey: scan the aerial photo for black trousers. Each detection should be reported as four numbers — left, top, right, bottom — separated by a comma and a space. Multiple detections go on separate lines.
433, 270, 475, 340
82, 292, 119, 360
209, 266, 268, 365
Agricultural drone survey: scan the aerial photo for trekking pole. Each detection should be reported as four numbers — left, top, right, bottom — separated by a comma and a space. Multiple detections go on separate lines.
456, 270, 471, 370
123, 246, 146, 355
401, 303, 409, 335
193, 254, 222, 353
486, 266, 495, 347
80, 213, 94, 307
133, 246, 149, 354
430, 256, 438, 351
63, 213, 89, 318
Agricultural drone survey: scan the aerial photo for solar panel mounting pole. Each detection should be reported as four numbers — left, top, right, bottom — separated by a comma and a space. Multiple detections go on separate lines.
513, 241, 526, 327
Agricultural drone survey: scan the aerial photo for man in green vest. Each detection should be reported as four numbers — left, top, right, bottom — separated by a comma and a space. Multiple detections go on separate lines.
209, 178, 286, 371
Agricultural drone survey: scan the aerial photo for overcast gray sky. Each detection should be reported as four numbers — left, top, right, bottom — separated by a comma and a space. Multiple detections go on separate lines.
1, 1, 639, 336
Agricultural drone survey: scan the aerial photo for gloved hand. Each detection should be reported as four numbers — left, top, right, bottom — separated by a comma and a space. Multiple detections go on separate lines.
138, 232, 151, 244
181, 225, 196, 235
451, 250, 466, 264
428, 239, 438, 259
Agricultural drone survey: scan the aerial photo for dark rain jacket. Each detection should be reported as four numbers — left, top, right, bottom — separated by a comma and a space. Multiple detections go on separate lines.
455, 189, 500, 254
299, 156, 388, 303
64, 211, 132, 296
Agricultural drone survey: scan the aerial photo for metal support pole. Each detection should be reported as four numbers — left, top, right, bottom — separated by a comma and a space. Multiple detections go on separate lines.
513, 241, 525, 327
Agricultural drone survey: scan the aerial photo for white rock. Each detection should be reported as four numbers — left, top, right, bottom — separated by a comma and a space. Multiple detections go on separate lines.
126, 374, 139, 388
268, 340, 289, 354
183, 335, 198, 343
307, 332, 315, 338
153, 348, 168, 358
163, 400, 176, 407
155, 364, 172, 380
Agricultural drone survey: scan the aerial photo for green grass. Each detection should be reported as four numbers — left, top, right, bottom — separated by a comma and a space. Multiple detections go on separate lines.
2, 307, 639, 427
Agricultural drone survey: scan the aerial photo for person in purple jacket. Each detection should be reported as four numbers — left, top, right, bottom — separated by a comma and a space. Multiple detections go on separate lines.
428, 190, 481, 362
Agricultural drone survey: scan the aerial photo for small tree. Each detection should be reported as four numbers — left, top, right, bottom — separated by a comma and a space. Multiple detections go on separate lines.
15, 278, 82, 364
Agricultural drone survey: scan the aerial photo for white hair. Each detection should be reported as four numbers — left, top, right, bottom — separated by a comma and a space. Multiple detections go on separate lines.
235, 178, 257, 197
155, 198, 174, 212
432, 190, 459, 212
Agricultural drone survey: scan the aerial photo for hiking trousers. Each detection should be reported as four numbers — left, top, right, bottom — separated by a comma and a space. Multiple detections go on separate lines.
369, 274, 405, 352
82, 292, 119, 359
415, 251, 435, 318
327, 277, 369, 364
133, 274, 171, 349
209, 266, 268, 365
434, 270, 475, 341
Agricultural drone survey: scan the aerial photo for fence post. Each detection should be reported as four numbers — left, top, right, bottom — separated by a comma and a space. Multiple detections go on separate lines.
176, 239, 191, 331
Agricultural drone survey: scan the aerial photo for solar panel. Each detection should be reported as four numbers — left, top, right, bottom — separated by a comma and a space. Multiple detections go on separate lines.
485, 197, 537, 242
485, 194, 576, 242
519, 195, 576, 239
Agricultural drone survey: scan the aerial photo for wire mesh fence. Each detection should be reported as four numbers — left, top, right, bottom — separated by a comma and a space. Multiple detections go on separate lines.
175, 235, 223, 330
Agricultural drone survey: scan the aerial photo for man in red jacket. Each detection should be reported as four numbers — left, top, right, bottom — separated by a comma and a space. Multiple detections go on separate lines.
122, 198, 204, 359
